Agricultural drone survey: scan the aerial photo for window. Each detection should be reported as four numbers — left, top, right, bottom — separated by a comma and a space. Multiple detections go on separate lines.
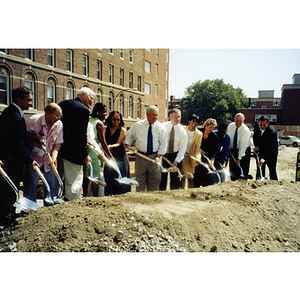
0, 67, 9, 105
47, 77, 56, 104
96, 88, 102, 103
128, 96, 133, 118
120, 49, 124, 59
0, 49, 7, 54
155, 84, 158, 97
67, 50, 73, 72
145, 83, 150, 94
145, 61, 151, 73
129, 49, 133, 63
24, 72, 35, 108
261, 105, 267, 109
146, 49, 151, 52
47, 49, 55, 66
119, 94, 124, 115
137, 76, 141, 92
109, 49, 114, 55
108, 91, 113, 111
109, 65, 114, 84
120, 69, 124, 86
66, 81, 74, 100
273, 100, 280, 107
129, 72, 133, 88
97, 61, 102, 80
156, 49, 159, 57
255, 114, 277, 122
25, 49, 33, 61
251, 101, 256, 107
155, 64, 159, 76
137, 98, 141, 119
83, 55, 88, 76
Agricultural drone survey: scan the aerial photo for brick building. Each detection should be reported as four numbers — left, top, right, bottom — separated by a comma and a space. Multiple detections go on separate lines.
0, 48, 169, 127
239, 74, 300, 137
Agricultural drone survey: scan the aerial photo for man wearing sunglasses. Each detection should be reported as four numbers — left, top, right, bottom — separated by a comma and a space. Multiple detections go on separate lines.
23, 103, 63, 205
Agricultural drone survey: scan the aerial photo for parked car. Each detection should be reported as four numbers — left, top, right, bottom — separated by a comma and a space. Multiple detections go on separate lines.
279, 136, 300, 147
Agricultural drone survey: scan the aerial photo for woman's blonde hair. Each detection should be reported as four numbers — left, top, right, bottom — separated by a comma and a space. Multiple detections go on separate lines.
203, 118, 217, 127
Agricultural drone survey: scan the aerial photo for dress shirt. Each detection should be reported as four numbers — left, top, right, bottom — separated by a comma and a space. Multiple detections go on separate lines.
186, 130, 195, 153
125, 119, 167, 156
227, 122, 251, 160
26, 114, 63, 172
12, 102, 24, 117
162, 121, 187, 163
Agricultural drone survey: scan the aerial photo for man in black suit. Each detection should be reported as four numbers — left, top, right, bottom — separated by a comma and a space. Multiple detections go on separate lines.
253, 115, 278, 180
0, 87, 39, 226
58, 87, 93, 201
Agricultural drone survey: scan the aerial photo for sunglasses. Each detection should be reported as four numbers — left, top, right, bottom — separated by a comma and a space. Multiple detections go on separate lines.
113, 118, 120, 121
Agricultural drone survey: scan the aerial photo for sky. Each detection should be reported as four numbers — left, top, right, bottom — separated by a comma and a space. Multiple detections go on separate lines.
169, 49, 300, 99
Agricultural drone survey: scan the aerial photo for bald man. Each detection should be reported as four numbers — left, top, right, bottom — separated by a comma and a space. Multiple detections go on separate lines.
23, 103, 64, 205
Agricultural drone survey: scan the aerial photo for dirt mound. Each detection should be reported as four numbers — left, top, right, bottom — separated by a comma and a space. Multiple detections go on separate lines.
1, 146, 300, 252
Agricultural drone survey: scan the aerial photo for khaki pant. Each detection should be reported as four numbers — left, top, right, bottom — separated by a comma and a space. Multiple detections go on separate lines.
135, 153, 161, 192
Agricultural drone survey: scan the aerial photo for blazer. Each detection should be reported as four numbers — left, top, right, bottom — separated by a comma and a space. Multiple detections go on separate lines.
59, 98, 90, 165
181, 126, 202, 174
0, 103, 33, 169
253, 123, 278, 162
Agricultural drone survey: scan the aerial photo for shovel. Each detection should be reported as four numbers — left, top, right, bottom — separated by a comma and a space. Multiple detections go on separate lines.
254, 151, 267, 181
201, 153, 220, 183
127, 147, 168, 173
162, 156, 193, 179
41, 139, 64, 199
215, 160, 231, 181
185, 153, 212, 174
229, 151, 245, 178
88, 162, 107, 186
33, 166, 63, 205
0, 165, 40, 212
88, 143, 138, 186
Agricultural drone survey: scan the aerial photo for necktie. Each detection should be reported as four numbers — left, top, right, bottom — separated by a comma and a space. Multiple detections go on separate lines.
233, 127, 238, 152
168, 125, 174, 154
147, 123, 153, 154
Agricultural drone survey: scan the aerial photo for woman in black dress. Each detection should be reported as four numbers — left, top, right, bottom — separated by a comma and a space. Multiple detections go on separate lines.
104, 111, 131, 196
194, 118, 218, 187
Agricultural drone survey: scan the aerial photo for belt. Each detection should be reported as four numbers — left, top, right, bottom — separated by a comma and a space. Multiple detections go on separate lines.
138, 150, 157, 155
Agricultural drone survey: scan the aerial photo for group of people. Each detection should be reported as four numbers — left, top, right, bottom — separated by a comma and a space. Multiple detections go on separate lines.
0, 86, 279, 227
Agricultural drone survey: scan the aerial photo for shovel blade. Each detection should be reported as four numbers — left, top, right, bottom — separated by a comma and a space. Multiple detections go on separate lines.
14, 197, 40, 211
115, 177, 139, 186
88, 176, 107, 187
53, 196, 65, 203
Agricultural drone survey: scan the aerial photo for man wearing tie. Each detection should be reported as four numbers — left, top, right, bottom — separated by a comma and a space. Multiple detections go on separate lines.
125, 106, 167, 192
227, 113, 251, 181
160, 108, 187, 190
253, 115, 278, 180
0, 87, 39, 226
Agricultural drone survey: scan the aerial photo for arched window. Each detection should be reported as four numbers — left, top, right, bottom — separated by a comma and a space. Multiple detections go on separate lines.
119, 94, 124, 116
0, 66, 9, 105
96, 88, 102, 103
47, 77, 56, 104
128, 96, 133, 118
108, 91, 114, 112
137, 98, 141, 119
66, 81, 74, 100
24, 72, 35, 108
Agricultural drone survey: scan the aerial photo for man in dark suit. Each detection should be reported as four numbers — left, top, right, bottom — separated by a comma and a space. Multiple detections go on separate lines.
58, 87, 93, 201
0, 87, 39, 226
253, 115, 278, 180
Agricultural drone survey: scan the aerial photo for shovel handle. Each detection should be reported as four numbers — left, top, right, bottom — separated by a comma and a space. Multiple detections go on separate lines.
162, 156, 173, 166
127, 147, 156, 163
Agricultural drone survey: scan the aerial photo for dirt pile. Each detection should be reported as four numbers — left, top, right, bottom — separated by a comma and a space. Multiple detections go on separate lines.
1, 146, 300, 252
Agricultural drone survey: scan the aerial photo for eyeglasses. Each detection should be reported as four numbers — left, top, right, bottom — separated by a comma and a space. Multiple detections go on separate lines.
113, 118, 120, 121
51, 113, 63, 120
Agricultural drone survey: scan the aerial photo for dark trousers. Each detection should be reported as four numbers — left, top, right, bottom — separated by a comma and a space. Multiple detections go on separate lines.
159, 152, 182, 190
256, 154, 278, 180
0, 162, 22, 226
229, 147, 251, 181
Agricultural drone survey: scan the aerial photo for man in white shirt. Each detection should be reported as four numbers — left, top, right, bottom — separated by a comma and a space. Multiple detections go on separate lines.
227, 113, 251, 181
125, 106, 167, 192
160, 108, 187, 190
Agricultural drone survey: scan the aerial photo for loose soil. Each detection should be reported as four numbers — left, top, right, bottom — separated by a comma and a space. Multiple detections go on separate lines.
1, 145, 300, 252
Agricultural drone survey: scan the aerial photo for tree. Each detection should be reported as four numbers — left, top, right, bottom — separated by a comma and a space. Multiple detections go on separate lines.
181, 78, 249, 125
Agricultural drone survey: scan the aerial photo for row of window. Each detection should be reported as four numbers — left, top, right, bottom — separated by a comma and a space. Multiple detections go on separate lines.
251, 100, 281, 107
0, 65, 142, 119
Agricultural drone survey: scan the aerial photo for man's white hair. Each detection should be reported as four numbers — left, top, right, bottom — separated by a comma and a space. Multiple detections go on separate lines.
77, 87, 95, 97
146, 105, 159, 114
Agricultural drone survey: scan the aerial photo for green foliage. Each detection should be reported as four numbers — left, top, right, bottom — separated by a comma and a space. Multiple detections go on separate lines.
181, 78, 248, 125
